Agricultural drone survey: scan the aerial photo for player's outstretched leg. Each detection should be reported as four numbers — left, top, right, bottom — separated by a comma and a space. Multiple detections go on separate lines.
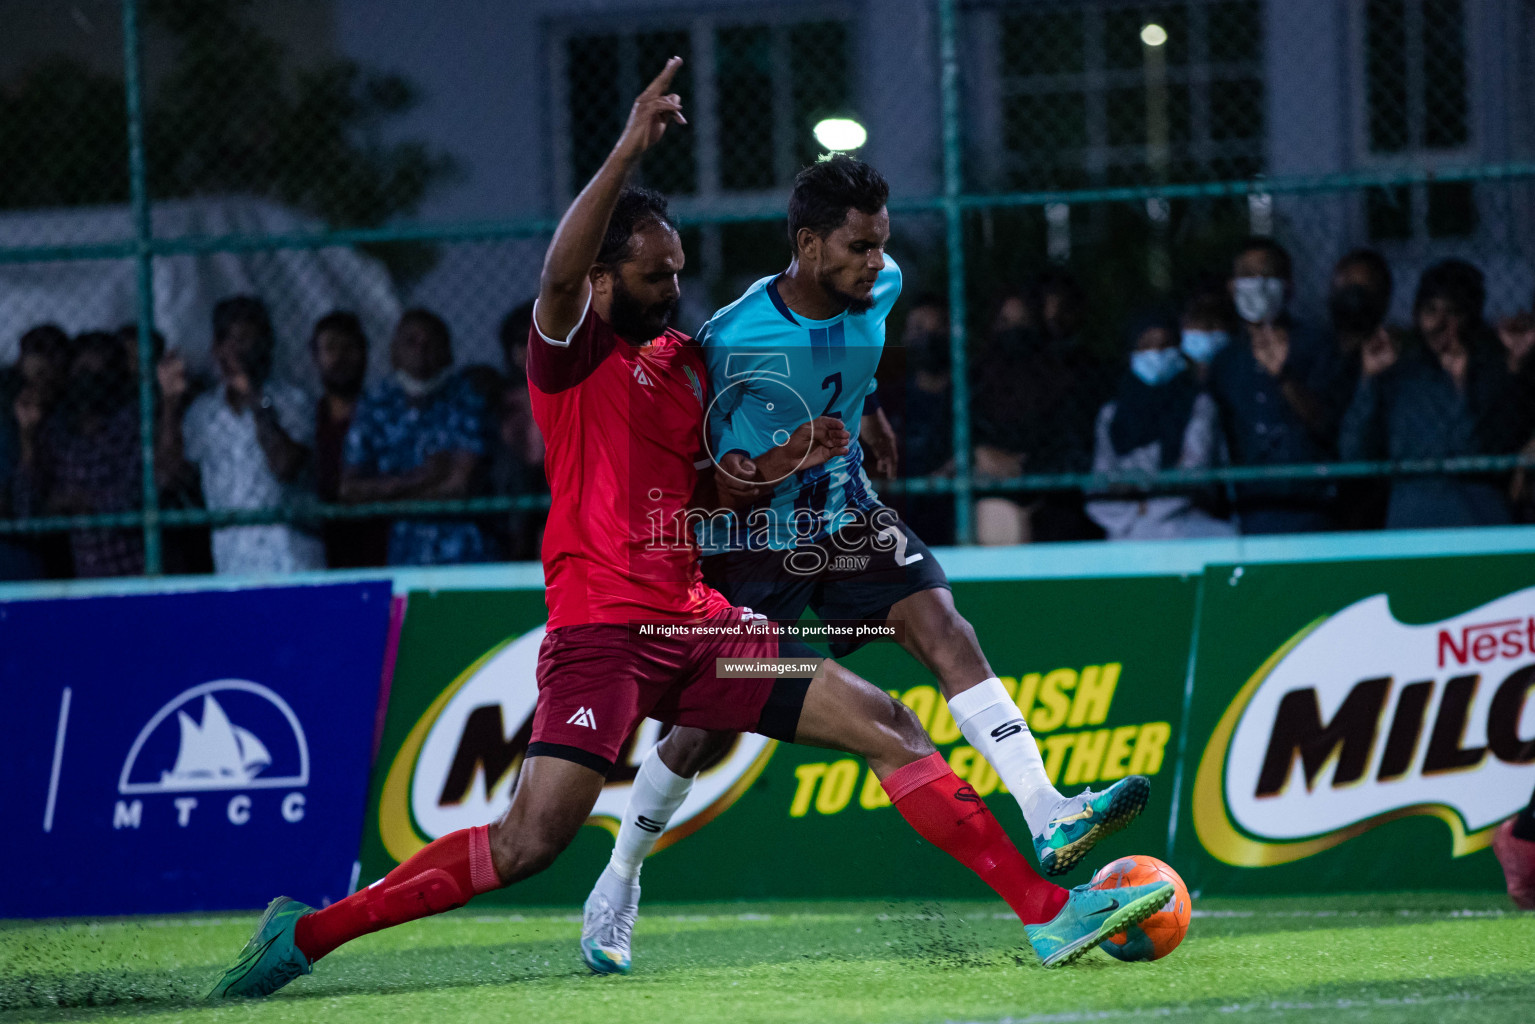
582, 731, 730, 974
1494, 785, 1535, 910
793, 657, 1171, 967
581, 652, 1168, 972
891, 587, 1150, 875
210, 756, 605, 998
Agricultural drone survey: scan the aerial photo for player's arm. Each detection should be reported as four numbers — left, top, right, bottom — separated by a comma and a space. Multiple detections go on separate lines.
250, 389, 310, 484
535, 57, 686, 340
698, 453, 766, 511
859, 259, 902, 475
695, 329, 768, 509
692, 462, 747, 512
861, 404, 898, 478
740, 416, 852, 485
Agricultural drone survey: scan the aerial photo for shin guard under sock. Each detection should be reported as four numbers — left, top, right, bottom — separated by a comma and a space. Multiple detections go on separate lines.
948, 677, 1063, 835
882, 753, 1068, 925
609, 746, 694, 881
294, 825, 500, 962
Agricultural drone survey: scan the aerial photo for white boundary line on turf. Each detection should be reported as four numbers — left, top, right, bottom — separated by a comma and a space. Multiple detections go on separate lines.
956, 991, 1489, 1024
87, 905, 1517, 928
1188, 908, 1515, 919
986, 908, 1514, 920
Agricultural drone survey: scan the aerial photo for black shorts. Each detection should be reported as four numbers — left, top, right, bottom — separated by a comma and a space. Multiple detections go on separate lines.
700, 507, 951, 658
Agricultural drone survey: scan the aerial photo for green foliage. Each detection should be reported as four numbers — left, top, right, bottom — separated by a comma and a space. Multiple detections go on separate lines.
0, 58, 128, 208
141, 0, 455, 234
0, 0, 453, 274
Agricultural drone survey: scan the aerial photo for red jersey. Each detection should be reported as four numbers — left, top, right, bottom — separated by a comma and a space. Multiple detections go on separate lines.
528, 298, 733, 628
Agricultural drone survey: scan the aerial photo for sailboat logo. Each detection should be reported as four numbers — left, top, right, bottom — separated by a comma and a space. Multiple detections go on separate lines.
161, 695, 272, 787
119, 680, 310, 795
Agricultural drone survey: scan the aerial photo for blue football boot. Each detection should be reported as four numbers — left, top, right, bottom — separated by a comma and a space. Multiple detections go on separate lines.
1024, 880, 1173, 968
207, 896, 314, 999
1033, 775, 1151, 876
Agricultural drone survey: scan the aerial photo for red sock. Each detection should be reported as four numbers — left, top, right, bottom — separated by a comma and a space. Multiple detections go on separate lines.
294, 825, 500, 962
882, 753, 1068, 925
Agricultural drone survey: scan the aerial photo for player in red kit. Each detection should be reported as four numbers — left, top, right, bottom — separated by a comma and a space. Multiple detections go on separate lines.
208, 60, 1171, 998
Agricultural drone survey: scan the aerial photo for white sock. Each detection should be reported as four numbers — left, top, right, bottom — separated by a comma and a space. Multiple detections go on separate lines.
608, 745, 694, 882
947, 677, 1063, 835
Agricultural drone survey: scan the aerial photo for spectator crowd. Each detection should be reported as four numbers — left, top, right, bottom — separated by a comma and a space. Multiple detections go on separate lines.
4, 239, 1534, 580
0, 297, 546, 579
885, 240, 1535, 544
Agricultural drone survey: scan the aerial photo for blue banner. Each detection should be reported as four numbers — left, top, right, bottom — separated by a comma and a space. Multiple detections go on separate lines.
0, 582, 392, 918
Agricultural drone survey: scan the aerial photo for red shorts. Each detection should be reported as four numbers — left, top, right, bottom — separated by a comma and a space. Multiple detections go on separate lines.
528, 607, 813, 772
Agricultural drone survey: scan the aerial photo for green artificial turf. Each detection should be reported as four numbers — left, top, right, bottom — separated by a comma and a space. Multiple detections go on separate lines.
3, 893, 1533, 1024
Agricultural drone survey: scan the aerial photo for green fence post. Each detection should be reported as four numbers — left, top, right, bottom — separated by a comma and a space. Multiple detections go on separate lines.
122, 0, 162, 574
937, 0, 973, 545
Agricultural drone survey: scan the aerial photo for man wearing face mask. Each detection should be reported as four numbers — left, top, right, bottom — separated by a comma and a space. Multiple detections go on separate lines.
1326, 249, 1395, 530
1177, 276, 1235, 381
1086, 310, 1234, 540
340, 308, 488, 565
1208, 237, 1343, 534
1340, 259, 1535, 529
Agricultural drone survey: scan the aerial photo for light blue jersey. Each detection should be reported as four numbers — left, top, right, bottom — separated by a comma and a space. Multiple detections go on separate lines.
697, 257, 902, 553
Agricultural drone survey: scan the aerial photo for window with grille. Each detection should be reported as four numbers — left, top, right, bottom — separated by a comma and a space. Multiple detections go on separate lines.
550, 12, 853, 205
989, 0, 1267, 192
1359, 0, 1477, 239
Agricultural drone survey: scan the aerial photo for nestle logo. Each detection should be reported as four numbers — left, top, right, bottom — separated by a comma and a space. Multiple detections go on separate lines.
1437, 617, 1535, 668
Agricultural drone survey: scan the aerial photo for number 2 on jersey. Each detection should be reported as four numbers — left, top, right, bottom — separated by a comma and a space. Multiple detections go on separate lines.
821, 372, 842, 418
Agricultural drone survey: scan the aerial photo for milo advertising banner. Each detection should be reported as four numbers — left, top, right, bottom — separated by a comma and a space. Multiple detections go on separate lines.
1173, 554, 1535, 894
359, 577, 1197, 903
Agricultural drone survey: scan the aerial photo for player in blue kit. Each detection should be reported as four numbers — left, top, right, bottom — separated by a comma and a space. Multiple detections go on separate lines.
580, 156, 1151, 974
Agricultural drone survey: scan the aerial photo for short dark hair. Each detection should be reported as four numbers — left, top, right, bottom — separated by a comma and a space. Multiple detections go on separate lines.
114, 321, 167, 366
787, 155, 890, 251
498, 300, 535, 354
398, 307, 452, 348
1125, 307, 1181, 349
1024, 267, 1087, 316
1181, 272, 1236, 326
73, 330, 124, 366
1336, 248, 1393, 298
1414, 258, 1485, 325
213, 295, 273, 345
1233, 236, 1293, 280
596, 187, 676, 268
311, 310, 367, 350
18, 323, 69, 359
909, 291, 947, 311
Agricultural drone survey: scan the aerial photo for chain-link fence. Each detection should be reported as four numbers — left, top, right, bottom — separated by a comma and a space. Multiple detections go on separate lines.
2, 0, 1533, 577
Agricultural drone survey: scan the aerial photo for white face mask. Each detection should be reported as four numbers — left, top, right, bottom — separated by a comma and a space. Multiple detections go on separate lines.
1180, 329, 1230, 364
1232, 276, 1287, 324
1130, 347, 1187, 387
395, 367, 452, 399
